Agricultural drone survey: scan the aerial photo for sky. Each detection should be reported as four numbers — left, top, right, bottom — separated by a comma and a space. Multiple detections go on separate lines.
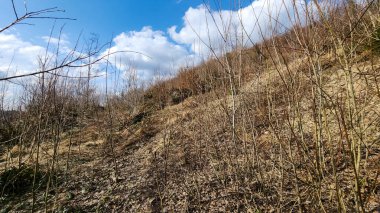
0, 0, 315, 107
1, 0, 207, 44
0, 1, 254, 41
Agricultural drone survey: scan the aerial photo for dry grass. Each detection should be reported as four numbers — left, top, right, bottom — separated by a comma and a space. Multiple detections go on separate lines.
1, 1, 380, 212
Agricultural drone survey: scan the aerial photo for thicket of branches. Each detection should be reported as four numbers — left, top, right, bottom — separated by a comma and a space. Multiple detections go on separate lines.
0, 0, 379, 212
140, 0, 380, 212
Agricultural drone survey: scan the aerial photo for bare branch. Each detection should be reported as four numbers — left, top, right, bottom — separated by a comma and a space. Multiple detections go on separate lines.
0, 50, 149, 82
0, 7, 76, 34
11, 0, 18, 19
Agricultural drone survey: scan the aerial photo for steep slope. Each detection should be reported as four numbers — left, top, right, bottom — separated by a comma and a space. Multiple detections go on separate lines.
2, 2, 380, 211
2, 50, 379, 212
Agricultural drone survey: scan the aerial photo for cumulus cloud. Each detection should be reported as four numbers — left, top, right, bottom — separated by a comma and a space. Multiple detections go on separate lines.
103, 0, 314, 81
0, 32, 91, 80
103, 26, 198, 81
0, 34, 58, 109
0, 33, 53, 108
0, 32, 102, 108
42, 35, 69, 46
169, 0, 307, 57
0, 33, 45, 77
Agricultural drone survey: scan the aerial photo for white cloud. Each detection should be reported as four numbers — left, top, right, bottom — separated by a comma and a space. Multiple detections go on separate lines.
0, 32, 99, 108
0, 33, 46, 108
169, 0, 307, 57
0, 33, 46, 78
103, 26, 198, 81
0, 33, 83, 79
42, 34, 70, 47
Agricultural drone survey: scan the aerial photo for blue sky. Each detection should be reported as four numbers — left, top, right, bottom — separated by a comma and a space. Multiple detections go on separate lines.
0, 0, 250, 45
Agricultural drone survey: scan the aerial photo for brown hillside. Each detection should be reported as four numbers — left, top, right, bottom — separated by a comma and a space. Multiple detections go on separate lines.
1, 1, 380, 212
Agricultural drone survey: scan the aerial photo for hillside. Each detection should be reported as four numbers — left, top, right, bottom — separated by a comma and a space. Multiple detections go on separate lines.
1, 1, 380, 212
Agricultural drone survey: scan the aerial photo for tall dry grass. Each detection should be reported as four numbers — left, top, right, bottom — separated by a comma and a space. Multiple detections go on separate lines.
0, 0, 380, 212
142, 0, 380, 212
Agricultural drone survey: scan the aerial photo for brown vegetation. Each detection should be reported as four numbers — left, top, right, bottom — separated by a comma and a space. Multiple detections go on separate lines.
1, 0, 380, 212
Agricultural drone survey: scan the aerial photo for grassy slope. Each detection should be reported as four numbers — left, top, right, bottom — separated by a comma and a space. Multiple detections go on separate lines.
1, 48, 379, 212
1, 4, 380, 212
